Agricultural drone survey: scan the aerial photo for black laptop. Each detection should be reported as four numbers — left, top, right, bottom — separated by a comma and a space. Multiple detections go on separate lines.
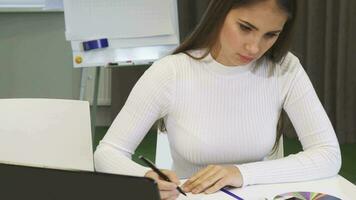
0, 162, 160, 200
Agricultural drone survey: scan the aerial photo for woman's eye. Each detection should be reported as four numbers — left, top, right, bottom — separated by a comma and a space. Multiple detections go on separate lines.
239, 24, 251, 32
265, 33, 279, 38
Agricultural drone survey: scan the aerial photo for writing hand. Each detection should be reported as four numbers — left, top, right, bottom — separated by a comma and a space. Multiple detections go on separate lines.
145, 169, 181, 200
182, 165, 243, 194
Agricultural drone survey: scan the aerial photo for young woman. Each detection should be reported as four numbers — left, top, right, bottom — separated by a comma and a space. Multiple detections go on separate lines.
94, 0, 341, 199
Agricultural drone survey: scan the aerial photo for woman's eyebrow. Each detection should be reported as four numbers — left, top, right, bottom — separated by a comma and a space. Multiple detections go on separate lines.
238, 19, 259, 30
238, 19, 283, 33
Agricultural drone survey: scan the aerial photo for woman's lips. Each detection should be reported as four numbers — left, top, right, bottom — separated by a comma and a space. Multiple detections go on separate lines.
238, 54, 254, 63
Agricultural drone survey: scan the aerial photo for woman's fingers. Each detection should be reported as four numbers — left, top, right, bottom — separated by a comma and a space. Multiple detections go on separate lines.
183, 165, 223, 192
160, 189, 179, 199
189, 169, 225, 193
182, 165, 243, 194
182, 165, 214, 189
157, 179, 178, 191
157, 180, 179, 199
161, 169, 180, 185
195, 170, 226, 193
204, 178, 228, 194
145, 170, 180, 200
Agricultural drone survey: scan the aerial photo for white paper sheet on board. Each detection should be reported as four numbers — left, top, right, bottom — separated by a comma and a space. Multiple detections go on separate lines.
64, 0, 174, 40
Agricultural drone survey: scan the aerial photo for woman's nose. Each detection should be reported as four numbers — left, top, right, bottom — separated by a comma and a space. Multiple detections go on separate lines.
245, 41, 260, 55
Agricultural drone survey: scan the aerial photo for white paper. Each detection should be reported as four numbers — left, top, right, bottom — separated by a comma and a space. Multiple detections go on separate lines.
63, 0, 175, 40
177, 176, 355, 199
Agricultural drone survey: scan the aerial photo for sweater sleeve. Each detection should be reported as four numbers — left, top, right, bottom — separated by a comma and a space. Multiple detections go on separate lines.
236, 53, 341, 186
94, 56, 176, 176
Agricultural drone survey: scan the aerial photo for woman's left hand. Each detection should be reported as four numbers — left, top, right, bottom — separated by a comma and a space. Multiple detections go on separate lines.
181, 165, 243, 194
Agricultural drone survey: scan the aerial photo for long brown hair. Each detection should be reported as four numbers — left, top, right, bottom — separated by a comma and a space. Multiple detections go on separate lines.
158, 0, 297, 154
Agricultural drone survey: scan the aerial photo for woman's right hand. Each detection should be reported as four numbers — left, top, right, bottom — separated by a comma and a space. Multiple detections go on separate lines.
145, 169, 181, 200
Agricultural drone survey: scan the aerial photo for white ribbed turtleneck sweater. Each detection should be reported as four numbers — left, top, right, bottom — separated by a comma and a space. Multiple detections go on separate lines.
94, 50, 341, 186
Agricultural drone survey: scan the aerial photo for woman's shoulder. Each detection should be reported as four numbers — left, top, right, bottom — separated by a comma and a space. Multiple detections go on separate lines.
168, 49, 206, 61
280, 52, 301, 66
153, 50, 194, 65
276, 51, 303, 77
151, 49, 205, 70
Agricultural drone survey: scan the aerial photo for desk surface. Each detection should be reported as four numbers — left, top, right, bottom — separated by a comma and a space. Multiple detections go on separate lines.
178, 175, 356, 200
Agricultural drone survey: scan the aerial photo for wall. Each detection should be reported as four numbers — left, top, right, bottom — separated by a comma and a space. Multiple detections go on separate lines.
0, 12, 79, 98
0, 12, 110, 126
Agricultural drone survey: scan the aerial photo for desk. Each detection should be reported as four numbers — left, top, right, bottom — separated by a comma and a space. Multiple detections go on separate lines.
178, 175, 356, 199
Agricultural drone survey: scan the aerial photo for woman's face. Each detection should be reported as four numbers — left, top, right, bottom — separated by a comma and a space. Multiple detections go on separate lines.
211, 0, 288, 66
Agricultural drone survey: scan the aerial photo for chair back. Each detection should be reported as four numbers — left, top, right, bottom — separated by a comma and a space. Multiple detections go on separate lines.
0, 98, 94, 171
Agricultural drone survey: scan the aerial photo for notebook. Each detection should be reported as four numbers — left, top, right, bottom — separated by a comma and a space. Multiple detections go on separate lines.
0, 162, 160, 200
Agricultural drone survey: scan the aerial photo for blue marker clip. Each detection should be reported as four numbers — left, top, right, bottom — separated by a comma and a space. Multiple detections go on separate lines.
82, 38, 109, 51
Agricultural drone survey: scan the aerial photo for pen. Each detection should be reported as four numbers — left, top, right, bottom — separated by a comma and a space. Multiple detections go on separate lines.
139, 155, 187, 196
220, 187, 244, 200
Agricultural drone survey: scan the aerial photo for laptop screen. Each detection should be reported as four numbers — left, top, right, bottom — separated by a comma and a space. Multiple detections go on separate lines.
0, 162, 160, 200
